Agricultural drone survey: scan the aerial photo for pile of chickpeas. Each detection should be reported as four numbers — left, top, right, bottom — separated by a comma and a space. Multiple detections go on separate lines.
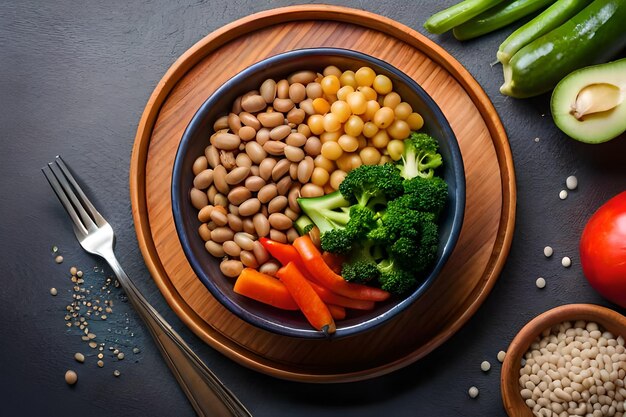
189, 64, 424, 278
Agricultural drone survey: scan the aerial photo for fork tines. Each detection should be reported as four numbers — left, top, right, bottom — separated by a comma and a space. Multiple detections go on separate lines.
42, 156, 105, 236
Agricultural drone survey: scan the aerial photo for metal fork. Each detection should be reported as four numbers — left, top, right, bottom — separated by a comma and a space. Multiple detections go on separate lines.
42, 156, 252, 417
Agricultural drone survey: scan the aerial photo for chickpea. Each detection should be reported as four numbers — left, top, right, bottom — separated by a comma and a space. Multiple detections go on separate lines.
355, 67, 375, 87
323, 65, 342, 77
336, 85, 354, 101
321, 141, 343, 161
344, 115, 364, 137
371, 130, 390, 149
337, 134, 359, 152
406, 112, 424, 130
323, 112, 342, 133
387, 139, 405, 161
387, 119, 411, 140
312, 97, 330, 114
329, 170, 347, 190
339, 70, 357, 88
310, 167, 330, 186
307, 114, 325, 135
383, 92, 401, 108
394, 102, 413, 120
373, 107, 395, 129
321, 75, 341, 95
372, 74, 393, 95
360, 146, 381, 165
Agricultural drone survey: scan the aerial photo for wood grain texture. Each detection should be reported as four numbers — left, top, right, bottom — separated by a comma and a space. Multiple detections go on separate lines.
129, 5, 516, 382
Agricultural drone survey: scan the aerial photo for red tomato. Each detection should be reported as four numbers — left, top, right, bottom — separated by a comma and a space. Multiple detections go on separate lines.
580, 191, 626, 308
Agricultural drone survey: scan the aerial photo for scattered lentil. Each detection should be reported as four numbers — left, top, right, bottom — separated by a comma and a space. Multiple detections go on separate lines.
561, 256, 571, 268
534, 137, 540, 143
559, 190, 568, 200
74, 353, 85, 363
50, 287, 58, 296
566, 175, 578, 190
497, 350, 506, 363
480, 360, 491, 372
535, 277, 546, 289
468, 386, 479, 398
117, 352, 125, 360
543, 246, 553, 258
97, 360, 104, 368
55, 255, 64, 264
65, 370, 78, 385
88, 341, 97, 349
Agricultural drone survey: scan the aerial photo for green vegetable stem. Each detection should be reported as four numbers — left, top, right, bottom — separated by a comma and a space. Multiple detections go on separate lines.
423, 0, 505, 35
500, 0, 626, 98
497, 0, 593, 64
452, 0, 556, 41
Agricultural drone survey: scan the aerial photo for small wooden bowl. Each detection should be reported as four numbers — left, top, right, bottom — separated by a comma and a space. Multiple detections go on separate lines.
501, 304, 626, 417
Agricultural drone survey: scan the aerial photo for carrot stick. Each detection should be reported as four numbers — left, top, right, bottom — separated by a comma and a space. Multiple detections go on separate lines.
322, 251, 345, 275
293, 236, 391, 302
327, 304, 346, 320
233, 268, 298, 310
276, 262, 336, 335
308, 281, 375, 311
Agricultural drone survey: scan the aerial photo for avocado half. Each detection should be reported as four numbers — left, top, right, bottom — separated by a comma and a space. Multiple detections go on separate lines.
551, 58, 626, 144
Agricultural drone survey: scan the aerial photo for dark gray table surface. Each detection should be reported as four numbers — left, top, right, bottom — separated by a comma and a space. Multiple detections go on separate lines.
2, 1, 625, 416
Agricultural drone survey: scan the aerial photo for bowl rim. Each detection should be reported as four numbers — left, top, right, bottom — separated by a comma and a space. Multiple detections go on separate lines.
500, 303, 626, 417
171, 47, 466, 339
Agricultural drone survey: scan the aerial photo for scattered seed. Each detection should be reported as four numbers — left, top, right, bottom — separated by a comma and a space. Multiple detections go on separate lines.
74, 352, 85, 363
566, 175, 578, 190
50, 288, 58, 296
468, 386, 479, 398
70, 266, 77, 275
89, 341, 97, 349
559, 190, 568, 200
65, 370, 78, 385
117, 352, 125, 360
113, 370, 121, 377
97, 360, 104, 368
55, 255, 64, 264
97, 353, 104, 359
480, 360, 491, 372
534, 137, 540, 143
561, 256, 571, 268
132, 347, 140, 354
497, 350, 506, 363
77, 270, 83, 278
536, 277, 546, 289
52, 245, 59, 253
113, 349, 119, 355
543, 246, 553, 258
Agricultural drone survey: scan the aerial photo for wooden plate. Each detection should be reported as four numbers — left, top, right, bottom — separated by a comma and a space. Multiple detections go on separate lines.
129, 5, 516, 382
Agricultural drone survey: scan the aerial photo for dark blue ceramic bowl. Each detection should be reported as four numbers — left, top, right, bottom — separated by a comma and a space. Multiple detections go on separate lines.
172, 48, 465, 339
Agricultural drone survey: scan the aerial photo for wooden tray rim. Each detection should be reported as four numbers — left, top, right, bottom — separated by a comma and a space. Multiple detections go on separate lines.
129, 4, 517, 382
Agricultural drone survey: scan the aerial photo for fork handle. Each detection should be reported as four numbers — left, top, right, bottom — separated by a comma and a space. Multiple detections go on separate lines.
103, 253, 252, 417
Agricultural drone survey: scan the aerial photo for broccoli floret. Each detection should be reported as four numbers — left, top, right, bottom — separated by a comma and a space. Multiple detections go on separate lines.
297, 191, 379, 254
341, 240, 381, 283
377, 258, 418, 295
397, 133, 443, 180
338, 164, 404, 211
402, 176, 448, 216
416, 219, 439, 272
